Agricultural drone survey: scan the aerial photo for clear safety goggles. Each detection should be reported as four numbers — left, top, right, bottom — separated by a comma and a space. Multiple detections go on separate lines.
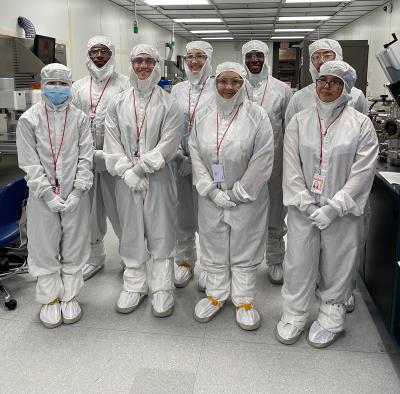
311, 51, 336, 63
132, 57, 157, 66
245, 52, 264, 61
184, 54, 207, 63
216, 77, 244, 88
88, 48, 112, 56
316, 78, 344, 89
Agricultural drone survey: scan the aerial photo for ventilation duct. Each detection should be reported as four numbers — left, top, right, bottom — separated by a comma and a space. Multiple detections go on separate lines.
17, 17, 36, 39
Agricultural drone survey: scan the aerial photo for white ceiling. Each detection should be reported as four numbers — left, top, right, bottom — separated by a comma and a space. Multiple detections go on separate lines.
109, 0, 389, 41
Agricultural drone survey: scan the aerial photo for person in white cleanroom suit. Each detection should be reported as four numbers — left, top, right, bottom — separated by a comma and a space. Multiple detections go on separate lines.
242, 40, 292, 285
16, 63, 93, 329
103, 44, 181, 317
285, 38, 368, 125
275, 61, 378, 348
170, 41, 214, 289
72, 36, 129, 281
189, 62, 274, 331
285, 38, 369, 313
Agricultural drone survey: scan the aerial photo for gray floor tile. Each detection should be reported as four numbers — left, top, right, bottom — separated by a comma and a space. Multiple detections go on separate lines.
194, 339, 400, 394
0, 318, 203, 394
130, 368, 196, 394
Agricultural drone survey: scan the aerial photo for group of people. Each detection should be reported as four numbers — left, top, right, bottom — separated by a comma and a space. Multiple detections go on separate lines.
16, 34, 378, 349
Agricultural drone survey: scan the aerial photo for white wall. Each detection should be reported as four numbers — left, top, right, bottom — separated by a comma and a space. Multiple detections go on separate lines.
0, 0, 188, 80
330, 1, 400, 98
210, 41, 274, 74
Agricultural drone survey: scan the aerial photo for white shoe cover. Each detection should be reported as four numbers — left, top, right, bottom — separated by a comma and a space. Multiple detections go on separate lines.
194, 297, 223, 323
61, 298, 82, 324
152, 291, 174, 317
344, 294, 355, 313
308, 320, 341, 348
174, 264, 193, 288
267, 264, 283, 285
40, 300, 62, 329
198, 270, 207, 292
116, 291, 146, 314
235, 305, 261, 331
275, 320, 303, 345
82, 263, 104, 281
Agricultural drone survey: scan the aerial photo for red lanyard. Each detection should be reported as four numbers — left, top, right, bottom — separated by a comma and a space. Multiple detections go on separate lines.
188, 78, 208, 131
45, 104, 68, 179
132, 88, 155, 149
317, 106, 346, 168
245, 78, 268, 107
90, 76, 111, 116
216, 105, 241, 161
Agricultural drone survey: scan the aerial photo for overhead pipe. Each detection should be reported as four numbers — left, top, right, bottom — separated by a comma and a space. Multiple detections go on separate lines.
17, 16, 36, 39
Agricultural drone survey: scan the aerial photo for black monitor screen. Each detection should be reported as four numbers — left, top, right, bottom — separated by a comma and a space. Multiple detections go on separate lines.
33, 35, 55, 65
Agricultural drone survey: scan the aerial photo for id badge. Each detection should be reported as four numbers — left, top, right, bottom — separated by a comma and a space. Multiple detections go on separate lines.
50, 178, 61, 195
311, 173, 325, 195
132, 150, 141, 164
212, 164, 225, 183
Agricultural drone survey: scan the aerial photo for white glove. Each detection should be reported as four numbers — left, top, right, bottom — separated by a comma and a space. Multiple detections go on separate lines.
306, 204, 319, 217
62, 194, 80, 213
309, 205, 337, 230
46, 195, 66, 213
178, 157, 192, 177
123, 169, 149, 191
211, 190, 236, 208
93, 150, 106, 172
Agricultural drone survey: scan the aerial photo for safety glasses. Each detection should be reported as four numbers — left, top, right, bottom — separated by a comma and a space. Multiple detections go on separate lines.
88, 48, 112, 56
316, 78, 344, 89
216, 78, 244, 88
132, 57, 157, 66
245, 52, 264, 61
311, 51, 336, 63
184, 54, 207, 63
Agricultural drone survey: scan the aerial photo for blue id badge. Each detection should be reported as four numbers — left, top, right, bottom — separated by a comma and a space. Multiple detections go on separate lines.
212, 164, 225, 183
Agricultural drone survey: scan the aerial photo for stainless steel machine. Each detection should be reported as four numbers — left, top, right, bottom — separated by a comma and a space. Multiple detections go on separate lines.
0, 34, 66, 157
374, 34, 400, 166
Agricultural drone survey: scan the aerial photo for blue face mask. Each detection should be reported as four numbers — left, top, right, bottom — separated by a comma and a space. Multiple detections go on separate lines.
44, 85, 71, 105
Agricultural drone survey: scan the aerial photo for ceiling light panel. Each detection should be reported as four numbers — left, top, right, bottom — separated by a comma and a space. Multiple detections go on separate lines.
191, 30, 229, 33
201, 37, 234, 40
285, 0, 350, 2
144, 0, 209, 5
271, 36, 305, 39
275, 28, 314, 32
174, 18, 222, 23
279, 16, 331, 21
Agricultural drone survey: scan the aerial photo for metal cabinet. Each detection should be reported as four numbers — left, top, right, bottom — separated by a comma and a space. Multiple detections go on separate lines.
363, 165, 400, 348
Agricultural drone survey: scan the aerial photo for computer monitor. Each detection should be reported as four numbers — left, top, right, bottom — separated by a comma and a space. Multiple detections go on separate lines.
33, 35, 55, 65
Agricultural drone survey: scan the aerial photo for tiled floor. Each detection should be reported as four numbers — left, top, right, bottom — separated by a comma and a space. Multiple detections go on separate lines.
1, 227, 399, 394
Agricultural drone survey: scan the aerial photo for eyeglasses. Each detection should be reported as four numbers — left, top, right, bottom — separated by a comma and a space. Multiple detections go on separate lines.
184, 54, 207, 63
132, 57, 157, 66
88, 48, 111, 56
216, 78, 244, 88
311, 51, 336, 63
245, 52, 264, 61
316, 78, 344, 88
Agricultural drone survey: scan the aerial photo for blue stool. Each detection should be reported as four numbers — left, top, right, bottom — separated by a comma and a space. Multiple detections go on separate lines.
0, 177, 29, 310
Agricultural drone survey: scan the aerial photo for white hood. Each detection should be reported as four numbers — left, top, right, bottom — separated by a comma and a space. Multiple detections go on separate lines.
86, 35, 116, 82
184, 40, 213, 86
129, 44, 161, 95
242, 40, 269, 88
